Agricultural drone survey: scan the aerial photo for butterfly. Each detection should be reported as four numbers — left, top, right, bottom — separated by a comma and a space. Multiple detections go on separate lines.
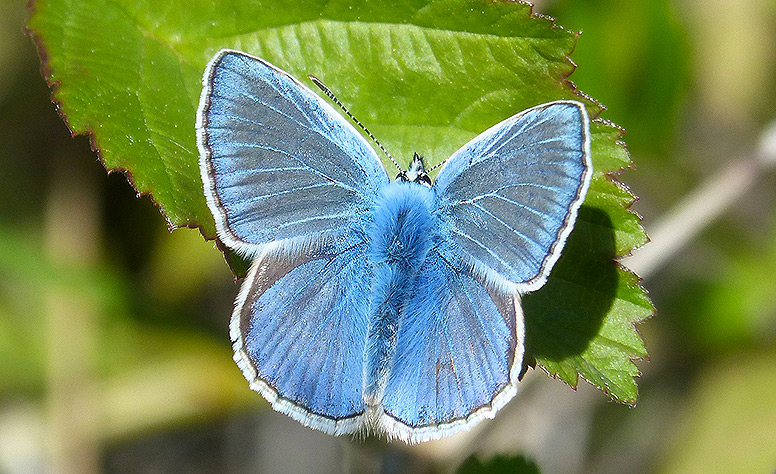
196, 49, 592, 443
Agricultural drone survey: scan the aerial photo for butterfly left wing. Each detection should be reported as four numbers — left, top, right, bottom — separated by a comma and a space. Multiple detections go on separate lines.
197, 50, 388, 256
378, 250, 524, 443
232, 237, 372, 435
433, 101, 592, 292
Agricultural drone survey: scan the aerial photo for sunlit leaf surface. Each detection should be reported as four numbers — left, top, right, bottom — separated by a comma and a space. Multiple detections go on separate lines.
28, 0, 652, 403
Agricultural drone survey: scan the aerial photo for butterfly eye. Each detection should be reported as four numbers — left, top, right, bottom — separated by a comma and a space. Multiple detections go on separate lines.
395, 169, 432, 187
415, 173, 432, 187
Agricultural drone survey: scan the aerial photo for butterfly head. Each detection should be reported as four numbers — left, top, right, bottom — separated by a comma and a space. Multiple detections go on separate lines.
397, 153, 432, 187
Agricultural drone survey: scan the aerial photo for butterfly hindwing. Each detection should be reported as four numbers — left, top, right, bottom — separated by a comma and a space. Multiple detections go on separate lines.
231, 237, 372, 434
379, 250, 524, 442
197, 50, 388, 256
433, 101, 592, 292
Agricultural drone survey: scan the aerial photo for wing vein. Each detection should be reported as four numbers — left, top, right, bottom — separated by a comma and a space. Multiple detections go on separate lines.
214, 91, 369, 193
274, 212, 356, 230
224, 142, 359, 195
450, 227, 514, 271
468, 202, 545, 257
464, 192, 560, 223
440, 309, 464, 414
437, 250, 498, 388
236, 90, 369, 186
235, 182, 338, 206
264, 247, 359, 374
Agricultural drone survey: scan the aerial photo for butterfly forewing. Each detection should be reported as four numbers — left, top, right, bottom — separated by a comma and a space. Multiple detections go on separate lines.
433, 101, 592, 292
197, 50, 388, 256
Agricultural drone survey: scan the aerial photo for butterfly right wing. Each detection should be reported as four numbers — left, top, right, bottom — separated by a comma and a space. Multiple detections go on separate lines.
379, 250, 524, 443
197, 50, 388, 257
433, 101, 592, 292
379, 102, 589, 441
231, 236, 372, 434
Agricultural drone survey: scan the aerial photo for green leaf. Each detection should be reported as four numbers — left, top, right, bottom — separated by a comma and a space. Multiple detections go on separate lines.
28, 0, 652, 403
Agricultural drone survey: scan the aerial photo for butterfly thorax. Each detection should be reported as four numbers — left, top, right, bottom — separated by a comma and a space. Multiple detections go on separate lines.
363, 181, 436, 406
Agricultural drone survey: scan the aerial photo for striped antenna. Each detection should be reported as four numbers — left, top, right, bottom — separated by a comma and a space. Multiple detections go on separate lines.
426, 157, 448, 174
308, 74, 403, 173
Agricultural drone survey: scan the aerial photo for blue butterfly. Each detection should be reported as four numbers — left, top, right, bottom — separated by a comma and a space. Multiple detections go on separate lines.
196, 49, 592, 443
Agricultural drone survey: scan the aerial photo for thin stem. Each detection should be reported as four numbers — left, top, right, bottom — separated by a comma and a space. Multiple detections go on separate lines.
45, 153, 100, 474
620, 121, 776, 278
426, 157, 448, 174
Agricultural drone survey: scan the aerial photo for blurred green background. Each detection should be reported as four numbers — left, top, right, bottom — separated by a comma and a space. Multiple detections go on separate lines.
1, 0, 775, 473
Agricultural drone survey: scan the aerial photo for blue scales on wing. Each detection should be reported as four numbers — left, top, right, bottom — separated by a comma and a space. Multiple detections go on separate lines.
433, 101, 592, 291
379, 251, 524, 442
197, 50, 388, 255
231, 238, 372, 434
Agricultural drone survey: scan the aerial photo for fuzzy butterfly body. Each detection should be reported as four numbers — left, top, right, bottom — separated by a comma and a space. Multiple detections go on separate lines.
197, 49, 592, 443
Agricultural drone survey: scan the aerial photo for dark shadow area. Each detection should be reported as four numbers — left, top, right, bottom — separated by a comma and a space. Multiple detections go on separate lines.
522, 205, 618, 363
223, 244, 252, 279
0, 50, 82, 225
456, 454, 541, 474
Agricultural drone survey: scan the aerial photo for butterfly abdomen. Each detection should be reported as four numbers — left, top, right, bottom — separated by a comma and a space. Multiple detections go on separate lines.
363, 182, 436, 406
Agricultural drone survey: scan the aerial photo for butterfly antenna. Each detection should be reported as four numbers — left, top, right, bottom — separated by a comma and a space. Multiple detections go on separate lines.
308, 74, 403, 173
426, 158, 448, 174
